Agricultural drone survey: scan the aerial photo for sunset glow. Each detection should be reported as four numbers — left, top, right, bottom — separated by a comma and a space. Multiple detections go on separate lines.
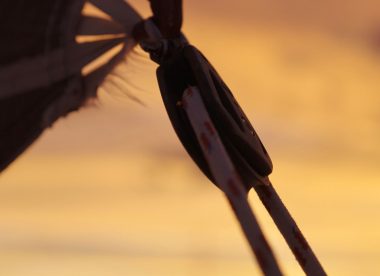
1, 1, 379, 275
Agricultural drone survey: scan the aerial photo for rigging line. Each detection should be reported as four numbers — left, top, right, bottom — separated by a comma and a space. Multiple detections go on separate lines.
252, 181, 327, 275
182, 86, 283, 276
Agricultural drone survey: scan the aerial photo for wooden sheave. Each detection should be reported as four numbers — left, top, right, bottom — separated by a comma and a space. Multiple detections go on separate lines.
0, 0, 142, 171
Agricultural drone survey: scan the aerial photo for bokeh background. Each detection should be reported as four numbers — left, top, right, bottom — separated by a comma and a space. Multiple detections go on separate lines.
1, 0, 380, 275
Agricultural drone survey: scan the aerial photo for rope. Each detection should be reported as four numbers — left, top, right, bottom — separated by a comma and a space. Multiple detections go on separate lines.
182, 86, 283, 276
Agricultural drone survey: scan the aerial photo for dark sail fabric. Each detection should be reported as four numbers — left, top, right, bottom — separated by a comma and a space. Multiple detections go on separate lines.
0, 0, 85, 171
0, 0, 141, 171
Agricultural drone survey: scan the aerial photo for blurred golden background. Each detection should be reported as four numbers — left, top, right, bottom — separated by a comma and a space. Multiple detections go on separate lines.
1, 0, 379, 275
